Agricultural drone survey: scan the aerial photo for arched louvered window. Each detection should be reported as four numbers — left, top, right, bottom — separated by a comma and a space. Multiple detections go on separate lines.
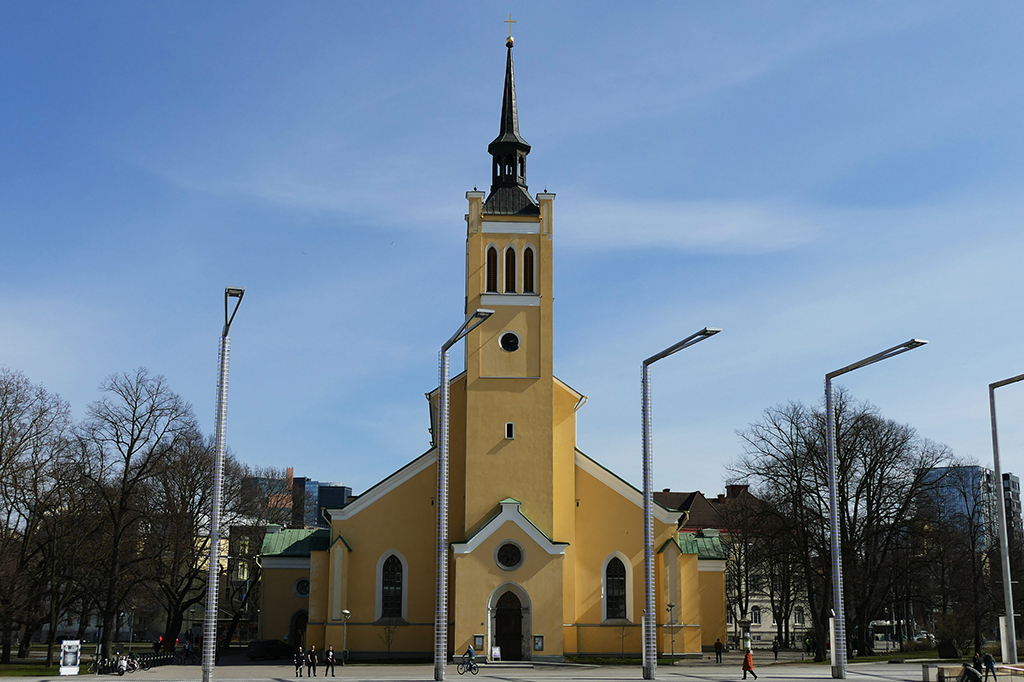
381, 555, 403, 619
486, 247, 499, 293
504, 247, 517, 293
606, 557, 626, 619
522, 246, 535, 294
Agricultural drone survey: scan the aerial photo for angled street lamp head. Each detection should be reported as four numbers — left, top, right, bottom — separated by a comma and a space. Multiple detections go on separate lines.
826, 338, 927, 380
643, 327, 721, 366
443, 308, 495, 351
223, 287, 246, 337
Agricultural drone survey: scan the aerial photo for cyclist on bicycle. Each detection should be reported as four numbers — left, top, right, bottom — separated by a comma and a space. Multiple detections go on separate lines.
456, 644, 479, 675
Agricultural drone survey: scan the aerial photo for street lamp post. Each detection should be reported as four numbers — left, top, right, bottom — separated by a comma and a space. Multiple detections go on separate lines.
341, 609, 351, 666
435, 309, 494, 682
641, 327, 720, 680
202, 287, 245, 682
989, 372, 1024, 665
666, 603, 676, 664
824, 338, 926, 679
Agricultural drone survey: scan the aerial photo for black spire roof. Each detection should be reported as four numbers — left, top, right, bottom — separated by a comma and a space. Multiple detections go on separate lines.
483, 37, 539, 216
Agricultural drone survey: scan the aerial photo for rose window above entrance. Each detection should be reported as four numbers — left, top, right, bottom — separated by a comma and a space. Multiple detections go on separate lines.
496, 542, 524, 570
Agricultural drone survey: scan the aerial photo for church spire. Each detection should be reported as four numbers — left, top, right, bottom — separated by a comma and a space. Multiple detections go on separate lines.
484, 34, 540, 216
489, 37, 531, 157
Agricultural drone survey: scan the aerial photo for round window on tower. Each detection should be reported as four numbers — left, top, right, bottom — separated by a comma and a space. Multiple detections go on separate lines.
495, 541, 524, 571
500, 332, 520, 353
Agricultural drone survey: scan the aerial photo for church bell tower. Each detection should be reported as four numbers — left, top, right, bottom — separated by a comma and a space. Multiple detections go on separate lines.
460, 35, 561, 538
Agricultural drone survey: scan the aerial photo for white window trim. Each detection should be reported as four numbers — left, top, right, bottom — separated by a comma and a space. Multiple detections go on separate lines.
375, 549, 409, 621
601, 551, 634, 622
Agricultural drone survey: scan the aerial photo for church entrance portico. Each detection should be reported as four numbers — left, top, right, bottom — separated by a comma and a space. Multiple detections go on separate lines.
487, 582, 531, 661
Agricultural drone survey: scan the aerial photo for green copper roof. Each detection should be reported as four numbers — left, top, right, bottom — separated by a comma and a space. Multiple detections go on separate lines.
658, 532, 728, 560
261, 528, 330, 557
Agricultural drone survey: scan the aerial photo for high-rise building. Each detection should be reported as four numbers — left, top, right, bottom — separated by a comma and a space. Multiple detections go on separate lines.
1002, 472, 1023, 542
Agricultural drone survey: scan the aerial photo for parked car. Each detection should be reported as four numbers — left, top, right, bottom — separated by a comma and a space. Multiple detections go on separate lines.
246, 639, 294, 661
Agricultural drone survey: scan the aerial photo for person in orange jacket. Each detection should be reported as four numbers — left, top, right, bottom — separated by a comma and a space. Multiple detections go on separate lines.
742, 649, 758, 680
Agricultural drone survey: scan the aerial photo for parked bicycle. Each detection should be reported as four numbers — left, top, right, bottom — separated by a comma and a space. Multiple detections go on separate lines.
123, 652, 149, 674
86, 656, 113, 675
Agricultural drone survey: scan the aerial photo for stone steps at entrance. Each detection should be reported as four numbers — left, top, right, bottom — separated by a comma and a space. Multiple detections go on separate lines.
482, 661, 534, 669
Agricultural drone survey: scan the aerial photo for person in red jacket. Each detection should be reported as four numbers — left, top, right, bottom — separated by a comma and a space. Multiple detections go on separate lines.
742, 649, 757, 680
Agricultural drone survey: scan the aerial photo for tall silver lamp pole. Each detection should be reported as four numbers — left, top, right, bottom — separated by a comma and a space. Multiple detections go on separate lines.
641, 327, 720, 680
435, 309, 494, 682
202, 287, 245, 682
824, 338, 926, 679
989, 372, 1024, 665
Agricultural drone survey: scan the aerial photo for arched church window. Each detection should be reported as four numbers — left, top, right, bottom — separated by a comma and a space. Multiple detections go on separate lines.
606, 557, 626, 619
522, 246, 535, 294
504, 247, 517, 293
486, 247, 499, 293
381, 554, 403, 619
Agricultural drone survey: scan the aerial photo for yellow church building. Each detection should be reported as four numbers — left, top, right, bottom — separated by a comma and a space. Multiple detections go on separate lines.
260, 36, 727, 663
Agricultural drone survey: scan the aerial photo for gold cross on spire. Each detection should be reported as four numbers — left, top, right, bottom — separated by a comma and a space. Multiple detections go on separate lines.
504, 13, 516, 40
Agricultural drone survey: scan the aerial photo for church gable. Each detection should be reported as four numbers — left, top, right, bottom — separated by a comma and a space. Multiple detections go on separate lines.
452, 498, 567, 556
326, 449, 436, 522
574, 450, 681, 525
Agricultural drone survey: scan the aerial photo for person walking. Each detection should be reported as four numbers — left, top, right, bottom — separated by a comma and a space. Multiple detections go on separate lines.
982, 651, 997, 681
772, 638, 780, 661
714, 638, 723, 663
324, 646, 336, 677
307, 645, 318, 677
294, 646, 304, 678
961, 663, 984, 682
742, 649, 757, 680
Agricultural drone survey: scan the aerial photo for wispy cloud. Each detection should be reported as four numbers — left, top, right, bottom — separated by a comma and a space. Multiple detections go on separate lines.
559, 197, 824, 254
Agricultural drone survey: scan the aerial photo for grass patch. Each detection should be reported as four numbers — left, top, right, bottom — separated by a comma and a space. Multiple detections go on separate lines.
0, 663, 60, 677
848, 649, 941, 663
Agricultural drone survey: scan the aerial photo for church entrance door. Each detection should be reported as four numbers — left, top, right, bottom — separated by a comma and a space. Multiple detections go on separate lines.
494, 591, 523, 661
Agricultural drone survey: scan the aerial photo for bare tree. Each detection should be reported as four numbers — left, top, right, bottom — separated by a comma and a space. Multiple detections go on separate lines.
0, 368, 71, 663
146, 430, 214, 650
732, 390, 950, 661
76, 368, 198, 658
377, 621, 399, 659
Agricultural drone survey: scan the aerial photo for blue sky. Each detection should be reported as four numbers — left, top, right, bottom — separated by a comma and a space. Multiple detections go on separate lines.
3, 2, 1024, 500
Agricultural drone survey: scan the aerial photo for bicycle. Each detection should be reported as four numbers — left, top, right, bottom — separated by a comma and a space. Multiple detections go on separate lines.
456, 652, 479, 675
124, 652, 149, 673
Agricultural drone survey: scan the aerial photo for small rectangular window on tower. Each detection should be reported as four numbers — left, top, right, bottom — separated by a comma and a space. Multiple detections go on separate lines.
505, 422, 515, 439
